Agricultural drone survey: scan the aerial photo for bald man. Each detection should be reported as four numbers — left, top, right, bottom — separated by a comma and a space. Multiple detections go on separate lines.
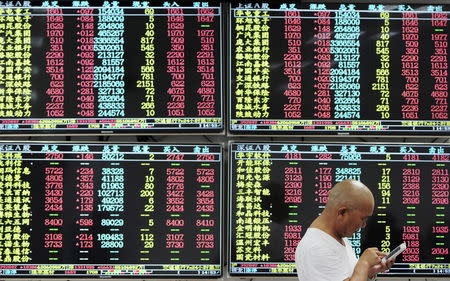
295, 179, 394, 281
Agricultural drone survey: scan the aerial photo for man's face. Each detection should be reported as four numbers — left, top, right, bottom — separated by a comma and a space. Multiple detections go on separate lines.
340, 200, 374, 237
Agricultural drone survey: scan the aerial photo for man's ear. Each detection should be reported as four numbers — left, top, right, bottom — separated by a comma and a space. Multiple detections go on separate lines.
337, 207, 347, 217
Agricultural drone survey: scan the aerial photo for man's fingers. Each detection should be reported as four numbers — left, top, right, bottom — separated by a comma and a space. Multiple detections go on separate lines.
375, 250, 387, 257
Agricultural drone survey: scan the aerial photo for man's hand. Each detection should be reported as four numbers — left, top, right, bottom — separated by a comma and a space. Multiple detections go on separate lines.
348, 248, 387, 281
368, 253, 397, 278
359, 247, 385, 268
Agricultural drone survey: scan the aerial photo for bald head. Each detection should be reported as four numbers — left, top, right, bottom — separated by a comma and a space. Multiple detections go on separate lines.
326, 179, 374, 211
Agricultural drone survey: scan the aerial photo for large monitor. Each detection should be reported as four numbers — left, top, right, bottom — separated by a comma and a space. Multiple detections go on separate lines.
0, 1, 223, 134
0, 142, 223, 278
228, 142, 449, 277
229, 2, 450, 136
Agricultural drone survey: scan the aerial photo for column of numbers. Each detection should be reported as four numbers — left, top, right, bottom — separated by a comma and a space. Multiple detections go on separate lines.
196, 7, 216, 117
400, 12, 420, 120
283, 11, 302, 119
430, 13, 449, 120
45, 8, 64, 118
313, 11, 332, 119
76, 8, 95, 117
166, 8, 186, 117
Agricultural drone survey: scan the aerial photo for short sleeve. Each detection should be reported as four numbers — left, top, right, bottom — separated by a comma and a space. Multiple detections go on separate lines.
297, 244, 352, 281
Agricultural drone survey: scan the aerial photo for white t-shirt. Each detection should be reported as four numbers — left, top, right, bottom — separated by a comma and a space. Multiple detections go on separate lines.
295, 228, 358, 281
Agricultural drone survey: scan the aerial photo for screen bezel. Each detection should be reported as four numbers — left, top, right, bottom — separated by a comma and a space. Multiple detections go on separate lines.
227, 140, 450, 278
227, 1, 450, 137
0, 141, 225, 279
0, 1, 226, 136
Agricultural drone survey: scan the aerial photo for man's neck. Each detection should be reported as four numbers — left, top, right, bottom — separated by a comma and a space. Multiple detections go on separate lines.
310, 216, 345, 245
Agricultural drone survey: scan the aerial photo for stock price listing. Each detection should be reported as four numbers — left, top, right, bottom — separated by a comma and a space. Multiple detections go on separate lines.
229, 3, 450, 135
0, 143, 222, 277
229, 143, 449, 277
0, 1, 222, 134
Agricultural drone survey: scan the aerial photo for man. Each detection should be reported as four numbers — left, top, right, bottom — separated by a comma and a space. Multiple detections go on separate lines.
295, 179, 395, 281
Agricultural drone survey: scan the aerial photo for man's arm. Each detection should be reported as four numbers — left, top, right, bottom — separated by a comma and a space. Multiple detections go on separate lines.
343, 261, 370, 281
343, 248, 387, 281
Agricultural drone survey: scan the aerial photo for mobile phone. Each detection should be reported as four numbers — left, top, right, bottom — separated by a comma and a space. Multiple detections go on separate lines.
382, 242, 407, 264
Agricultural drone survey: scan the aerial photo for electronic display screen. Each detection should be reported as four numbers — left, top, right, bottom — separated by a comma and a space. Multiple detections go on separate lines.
0, 1, 223, 134
0, 143, 222, 278
229, 2, 450, 135
229, 142, 449, 277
